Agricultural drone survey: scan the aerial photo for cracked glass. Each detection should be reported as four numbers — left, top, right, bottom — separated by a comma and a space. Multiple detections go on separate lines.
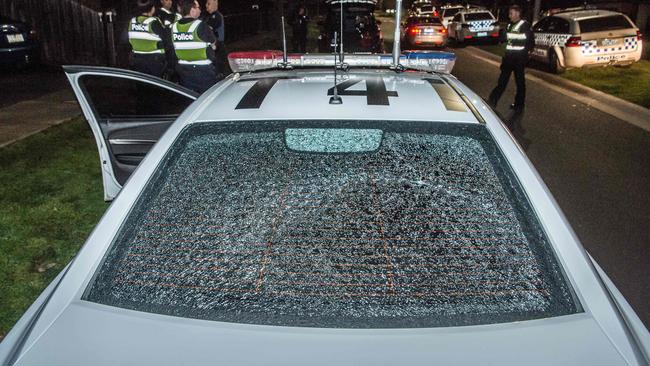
84, 121, 580, 328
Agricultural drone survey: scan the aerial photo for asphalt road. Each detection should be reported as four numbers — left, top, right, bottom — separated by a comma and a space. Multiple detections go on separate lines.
380, 18, 650, 325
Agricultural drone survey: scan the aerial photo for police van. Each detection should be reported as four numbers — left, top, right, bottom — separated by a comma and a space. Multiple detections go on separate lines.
531, 9, 643, 73
2, 3, 650, 365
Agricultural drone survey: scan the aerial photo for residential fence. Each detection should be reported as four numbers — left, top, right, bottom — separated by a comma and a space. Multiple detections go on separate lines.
1, 0, 276, 67
0, 0, 118, 66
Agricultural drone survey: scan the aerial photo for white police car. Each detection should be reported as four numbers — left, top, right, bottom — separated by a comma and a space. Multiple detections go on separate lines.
531, 9, 643, 73
447, 8, 500, 45
1, 48, 649, 365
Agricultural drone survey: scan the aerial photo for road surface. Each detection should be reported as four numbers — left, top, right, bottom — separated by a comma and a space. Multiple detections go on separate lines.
380, 17, 650, 326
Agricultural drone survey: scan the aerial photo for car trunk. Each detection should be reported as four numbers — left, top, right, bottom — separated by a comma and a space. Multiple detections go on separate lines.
578, 15, 640, 55
13, 303, 630, 366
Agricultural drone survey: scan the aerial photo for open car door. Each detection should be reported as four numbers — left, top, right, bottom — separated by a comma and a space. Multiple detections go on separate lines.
63, 66, 199, 201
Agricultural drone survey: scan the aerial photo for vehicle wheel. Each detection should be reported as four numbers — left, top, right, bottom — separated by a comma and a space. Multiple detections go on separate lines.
549, 51, 565, 74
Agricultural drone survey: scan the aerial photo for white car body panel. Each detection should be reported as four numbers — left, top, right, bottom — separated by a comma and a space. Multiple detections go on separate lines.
531, 10, 643, 69
2, 67, 649, 366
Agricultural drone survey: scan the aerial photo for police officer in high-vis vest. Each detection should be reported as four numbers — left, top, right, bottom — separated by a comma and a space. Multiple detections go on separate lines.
488, 5, 534, 112
128, 0, 171, 78
172, 0, 218, 93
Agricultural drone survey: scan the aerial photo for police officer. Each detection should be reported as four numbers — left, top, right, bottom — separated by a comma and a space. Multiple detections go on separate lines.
128, 0, 170, 77
172, 0, 218, 93
290, 6, 309, 53
203, 0, 226, 80
156, 0, 181, 27
488, 5, 534, 112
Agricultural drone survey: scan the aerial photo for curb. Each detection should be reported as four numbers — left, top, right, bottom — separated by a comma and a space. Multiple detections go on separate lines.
466, 46, 650, 132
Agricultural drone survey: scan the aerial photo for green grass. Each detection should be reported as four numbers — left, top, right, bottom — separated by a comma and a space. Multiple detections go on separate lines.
562, 61, 650, 108
477, 44, 650, 108
0, 118, 107, 339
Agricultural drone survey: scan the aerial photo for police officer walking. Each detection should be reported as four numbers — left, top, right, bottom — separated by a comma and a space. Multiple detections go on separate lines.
172, 0, 218, 93
488, 5, 534, 112
128, 0, 171, 77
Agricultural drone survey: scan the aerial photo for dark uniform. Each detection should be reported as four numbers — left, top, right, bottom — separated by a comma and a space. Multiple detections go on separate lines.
171, 17, 218, 93
203, 10, 226, 79
290, 11, 309, 53
488, 19, 534, 110
155, 7, 182, 79
155, 7, 181, 27
128, 15, 171, 77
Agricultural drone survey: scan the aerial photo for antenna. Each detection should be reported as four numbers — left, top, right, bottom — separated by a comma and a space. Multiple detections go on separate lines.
392, 0, 403, 70
339, 0, 344, 63
280, 15, 290, 68
329, 31, 342, 105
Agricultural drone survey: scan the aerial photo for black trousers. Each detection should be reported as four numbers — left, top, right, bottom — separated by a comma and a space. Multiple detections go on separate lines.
130, 53, 166, 78
489, 55, 527, 108
176, 63, 217, 94
293, 31, 307, 53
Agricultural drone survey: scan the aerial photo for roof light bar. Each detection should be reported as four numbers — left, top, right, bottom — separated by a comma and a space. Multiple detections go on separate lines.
228, 51, 456, 74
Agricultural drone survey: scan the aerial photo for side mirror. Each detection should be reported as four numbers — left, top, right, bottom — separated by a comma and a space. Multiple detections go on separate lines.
491, 21, 499, 26
461, 23, 470, 28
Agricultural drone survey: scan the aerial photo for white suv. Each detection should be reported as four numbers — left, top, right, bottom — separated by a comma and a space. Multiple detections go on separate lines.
531, 9, 643, 73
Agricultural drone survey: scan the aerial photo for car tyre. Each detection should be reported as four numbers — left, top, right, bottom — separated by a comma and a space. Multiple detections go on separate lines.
549, 50, 565, 74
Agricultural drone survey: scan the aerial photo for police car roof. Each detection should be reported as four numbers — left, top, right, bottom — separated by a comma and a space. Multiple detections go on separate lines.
553, 9, 622, 21
193, 69, 480, 124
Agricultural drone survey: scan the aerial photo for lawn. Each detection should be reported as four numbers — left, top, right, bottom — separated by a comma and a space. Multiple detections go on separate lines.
561, 61, 650, 108
0, 118, 107, 339
476, 44, 650, 109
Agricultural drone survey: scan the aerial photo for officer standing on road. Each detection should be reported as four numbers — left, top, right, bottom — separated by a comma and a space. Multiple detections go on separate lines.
203, 0, 226, 80
488, 5, 534, 112
128, 0, 170, 77
290, 5, 309, 53
172, 0, 218, 93
156, 0, 181, 27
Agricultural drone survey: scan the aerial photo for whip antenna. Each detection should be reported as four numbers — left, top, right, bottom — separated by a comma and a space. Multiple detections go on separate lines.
329, 31, 342, 105
392, 0, 403, 70
280, 15, 289, 67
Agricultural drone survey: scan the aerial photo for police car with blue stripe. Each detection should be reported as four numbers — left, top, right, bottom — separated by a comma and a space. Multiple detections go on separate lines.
531, 8, 643, 73
1, 1, 649, 365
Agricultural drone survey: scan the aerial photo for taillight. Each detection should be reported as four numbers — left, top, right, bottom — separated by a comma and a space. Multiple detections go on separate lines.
440, 27, 447, 34
410, 27, 421, 35
565, 36, 581, 47
637, 30, 643, 41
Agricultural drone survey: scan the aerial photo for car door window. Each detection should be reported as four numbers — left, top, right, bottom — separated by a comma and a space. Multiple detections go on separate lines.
556, 18, 570, 34
81, 75, 192, 119
65, 67, 198, 200
452, 14, 461, 23
533, 17, 550, 32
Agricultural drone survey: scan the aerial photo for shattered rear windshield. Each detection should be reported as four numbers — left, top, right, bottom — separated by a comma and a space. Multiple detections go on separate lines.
84, 121, 580, 328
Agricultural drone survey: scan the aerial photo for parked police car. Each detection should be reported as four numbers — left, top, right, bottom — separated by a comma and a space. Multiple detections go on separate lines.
447, 8, 500, 45
439, 4, 465, 28
531, 9, 643, 73
0, 48, 648, 365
